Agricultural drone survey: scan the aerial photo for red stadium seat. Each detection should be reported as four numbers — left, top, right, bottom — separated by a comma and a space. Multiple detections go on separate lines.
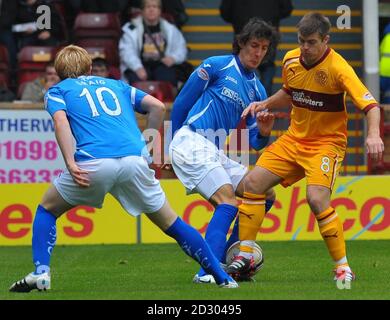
76, 38, 119, 62
18, 46, 56, 71
132, 81, 176, 102
17, 46, 56, 86
74, 13, 121, 39
81, 46, 119, 67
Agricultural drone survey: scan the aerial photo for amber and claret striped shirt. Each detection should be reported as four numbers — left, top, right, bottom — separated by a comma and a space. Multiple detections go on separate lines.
282, 47, 378, 149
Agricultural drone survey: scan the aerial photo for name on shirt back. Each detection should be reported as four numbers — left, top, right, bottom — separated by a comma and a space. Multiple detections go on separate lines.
76, 79, 106, 86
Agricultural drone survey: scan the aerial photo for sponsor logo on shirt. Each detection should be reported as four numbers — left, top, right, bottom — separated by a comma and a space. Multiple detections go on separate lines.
292, 91, 324, 107
225, 75, 237, 84
363, 92, 374, 101
221, 87, 246, 110
197, 68, 209, 81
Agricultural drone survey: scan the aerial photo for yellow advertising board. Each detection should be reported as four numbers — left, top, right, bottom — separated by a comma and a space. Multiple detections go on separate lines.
0, 184, 137, 245
0, 176, 389, 245
141, 176, 390, 242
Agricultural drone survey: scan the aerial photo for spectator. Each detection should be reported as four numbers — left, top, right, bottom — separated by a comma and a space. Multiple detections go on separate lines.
14, 0, 62, 49
91, 57, 110, 78
119, 0, 187, 87
21, 62, 59, 102
0, 0, 18, 70
127, 0, 188, 29
220, 0, 293, 96
380, 22, 390, 103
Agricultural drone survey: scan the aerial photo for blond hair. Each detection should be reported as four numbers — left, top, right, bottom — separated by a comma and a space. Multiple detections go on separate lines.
54, 45, 92, 80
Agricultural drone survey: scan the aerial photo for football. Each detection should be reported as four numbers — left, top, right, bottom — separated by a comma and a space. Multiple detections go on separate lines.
225, 241, 264, 278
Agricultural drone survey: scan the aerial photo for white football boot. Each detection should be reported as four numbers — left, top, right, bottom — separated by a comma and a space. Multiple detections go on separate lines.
192, 274, 216, 284
9, 272, 51, 293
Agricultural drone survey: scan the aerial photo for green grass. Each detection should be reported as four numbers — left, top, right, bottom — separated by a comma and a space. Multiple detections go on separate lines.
1, 240, 389, 300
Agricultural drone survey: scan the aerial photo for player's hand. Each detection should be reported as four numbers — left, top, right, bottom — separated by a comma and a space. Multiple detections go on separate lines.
366, 135, 384, 162
67, 163, 90, 187
256, 111, 275, 136
242, 101, 268, 119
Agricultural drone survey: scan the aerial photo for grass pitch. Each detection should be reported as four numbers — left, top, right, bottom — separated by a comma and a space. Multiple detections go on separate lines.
1, 240, 389, 300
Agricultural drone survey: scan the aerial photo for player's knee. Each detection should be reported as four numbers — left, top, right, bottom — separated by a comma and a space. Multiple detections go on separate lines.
210, 185, 237, 206
307, 196, 326, 215
307, 187, 330, 214
240, 172, 267, 195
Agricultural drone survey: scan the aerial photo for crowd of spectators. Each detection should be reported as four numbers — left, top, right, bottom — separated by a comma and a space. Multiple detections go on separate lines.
0, 0, 188, 102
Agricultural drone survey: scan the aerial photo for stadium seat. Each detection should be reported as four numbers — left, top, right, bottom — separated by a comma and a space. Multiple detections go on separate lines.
74, 13, 121, 39
18, 46, 56, 71
82, 46, 119, 67
76, 38, 119, 64
17, 46, 56, 86
132, 81, 176, 102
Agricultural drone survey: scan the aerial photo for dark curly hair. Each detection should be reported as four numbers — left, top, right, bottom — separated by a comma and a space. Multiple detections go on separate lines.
232, 18, 278, 55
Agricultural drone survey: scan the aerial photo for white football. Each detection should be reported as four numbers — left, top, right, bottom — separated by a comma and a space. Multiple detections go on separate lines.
225, 241, 264, 275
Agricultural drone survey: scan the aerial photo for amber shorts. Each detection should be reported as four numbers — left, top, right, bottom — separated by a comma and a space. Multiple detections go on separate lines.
257, 134, 345, 190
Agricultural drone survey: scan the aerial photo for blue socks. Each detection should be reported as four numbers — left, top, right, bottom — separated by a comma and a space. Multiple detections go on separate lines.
32, 205, 57, 275
224, 199, 275, 258
165, 217, 231, 285
197, 204, 238, 277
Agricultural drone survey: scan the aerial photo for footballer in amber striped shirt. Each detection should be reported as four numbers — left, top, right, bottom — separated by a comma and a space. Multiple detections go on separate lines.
227, 13, 384, 283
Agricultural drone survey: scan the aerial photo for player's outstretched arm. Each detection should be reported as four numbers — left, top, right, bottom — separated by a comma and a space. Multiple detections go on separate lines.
242, 89, 292, 118
53, 110, 89, 187
366, 107, 385, 162
140, 94, 166, 131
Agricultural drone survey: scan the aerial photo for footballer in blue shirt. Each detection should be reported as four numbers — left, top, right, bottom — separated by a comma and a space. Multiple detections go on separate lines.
9, 45, 238, 292
169, 18, 277, 283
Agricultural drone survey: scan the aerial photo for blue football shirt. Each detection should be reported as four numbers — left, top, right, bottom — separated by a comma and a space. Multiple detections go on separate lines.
171, 55, 269, 150
45, 76, 148, 161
